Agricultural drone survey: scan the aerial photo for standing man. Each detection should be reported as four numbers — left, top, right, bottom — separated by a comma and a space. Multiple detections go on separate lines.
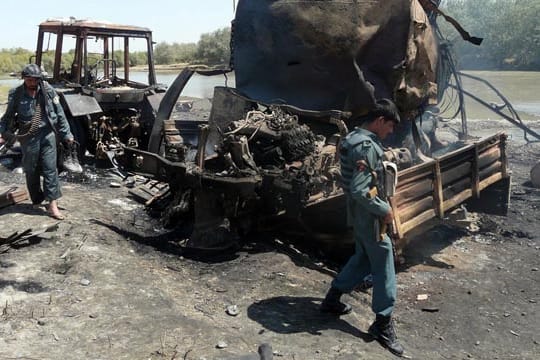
320, 98, 404, 356
0, 64, 74, 220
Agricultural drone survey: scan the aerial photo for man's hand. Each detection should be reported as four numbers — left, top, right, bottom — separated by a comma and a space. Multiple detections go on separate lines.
383, 209, 394, 224
1, 131, 15, 144
378, 209, 395, 242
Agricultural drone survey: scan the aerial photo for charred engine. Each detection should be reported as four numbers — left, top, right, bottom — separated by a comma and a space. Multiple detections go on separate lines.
156, 105, 346, 247
216, 107, 341, 212
92, 108, 142, 154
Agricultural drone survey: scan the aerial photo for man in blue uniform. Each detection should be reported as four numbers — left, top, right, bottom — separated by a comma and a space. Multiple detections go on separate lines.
0, 64, 75, 219
320, 98, 404, 356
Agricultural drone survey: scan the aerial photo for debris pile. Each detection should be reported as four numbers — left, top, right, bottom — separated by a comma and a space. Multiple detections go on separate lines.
0, 185, 28, 209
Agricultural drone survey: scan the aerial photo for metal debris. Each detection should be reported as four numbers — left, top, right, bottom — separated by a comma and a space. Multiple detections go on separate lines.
226, 305, 240, 316
216, 341, 228, 349
0, 185, 28, 209
109, 181, 122, 188
0, 222, 59, 253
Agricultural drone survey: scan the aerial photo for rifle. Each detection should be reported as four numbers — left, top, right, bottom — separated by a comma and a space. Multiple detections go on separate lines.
0, 134, 17, 155
0, 85, 24, 155
363, 160, 399, 241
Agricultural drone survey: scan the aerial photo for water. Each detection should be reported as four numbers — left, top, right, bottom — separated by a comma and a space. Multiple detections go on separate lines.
0, 77, 23, 87
1, 71, 235, 100
460, 71, 540, 121
2, 70, 538, 120
129, 71, 236, 99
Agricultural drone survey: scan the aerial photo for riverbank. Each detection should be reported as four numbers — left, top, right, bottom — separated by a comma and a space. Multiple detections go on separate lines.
130, 63, 211, 72
0, 85, 10, 104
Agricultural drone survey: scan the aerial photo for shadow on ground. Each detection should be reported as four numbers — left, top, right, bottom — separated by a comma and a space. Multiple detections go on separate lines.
247, 295, 373, 342
90, 218, 244, 263
0, 279, 48, 293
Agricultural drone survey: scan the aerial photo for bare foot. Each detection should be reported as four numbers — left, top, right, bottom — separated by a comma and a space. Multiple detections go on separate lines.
47, 200, 65, 220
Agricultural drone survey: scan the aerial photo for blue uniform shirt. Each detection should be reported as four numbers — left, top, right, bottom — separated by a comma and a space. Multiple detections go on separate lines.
339, 128, 390, 226
0, 82, 73, 142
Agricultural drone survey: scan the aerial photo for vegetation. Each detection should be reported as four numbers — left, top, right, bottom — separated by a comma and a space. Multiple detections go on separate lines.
154, 27, 231, 66
441, 0, 540, 70
194, 27, 231, 66
154, 42, 197, 65
0, 85, 10, 103
1, 1, 538, 73
0, 27, 231, 75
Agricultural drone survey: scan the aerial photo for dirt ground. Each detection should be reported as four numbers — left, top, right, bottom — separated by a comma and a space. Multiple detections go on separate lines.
0, 119, 538, 360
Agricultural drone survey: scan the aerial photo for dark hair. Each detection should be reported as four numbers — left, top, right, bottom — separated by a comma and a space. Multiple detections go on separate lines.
366, 98, 400, 124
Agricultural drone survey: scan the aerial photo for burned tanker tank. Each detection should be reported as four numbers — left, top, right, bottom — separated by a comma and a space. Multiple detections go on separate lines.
122, 0, 520, 252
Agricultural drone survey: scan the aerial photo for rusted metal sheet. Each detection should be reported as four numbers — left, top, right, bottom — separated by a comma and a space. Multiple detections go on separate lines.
60, 93, 102, 117
39, 19, 152, 37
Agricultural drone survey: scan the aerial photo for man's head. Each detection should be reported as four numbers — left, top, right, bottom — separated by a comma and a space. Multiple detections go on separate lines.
363, 98, 401, 140
21, 64, 42, 91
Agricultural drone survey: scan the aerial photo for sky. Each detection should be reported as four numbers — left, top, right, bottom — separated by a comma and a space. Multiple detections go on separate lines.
0, 0, 236, 50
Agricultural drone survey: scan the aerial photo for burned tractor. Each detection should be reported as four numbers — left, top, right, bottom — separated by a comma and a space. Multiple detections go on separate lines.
122, 0, 528, 252
34, 18, 165, 162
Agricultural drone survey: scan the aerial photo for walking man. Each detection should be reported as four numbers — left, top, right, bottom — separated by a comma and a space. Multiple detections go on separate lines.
320, 98, 404, 356
0, 64, 75, 219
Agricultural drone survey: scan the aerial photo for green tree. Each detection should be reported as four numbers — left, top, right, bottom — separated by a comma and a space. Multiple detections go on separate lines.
154, 42, 175, 65
0, 48, 35, 73
171, 42, 197, 63
195, 27, 231, 65
1, 25, 234, 74
130, 51, 148, 66
441, 0, 540, 69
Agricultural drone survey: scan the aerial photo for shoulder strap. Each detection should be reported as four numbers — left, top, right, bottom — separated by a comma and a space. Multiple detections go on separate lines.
38, 81, 54, 102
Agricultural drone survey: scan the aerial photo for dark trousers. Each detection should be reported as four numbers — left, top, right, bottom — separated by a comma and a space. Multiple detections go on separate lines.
332, 221, 396, 317
20, 128, 61, 204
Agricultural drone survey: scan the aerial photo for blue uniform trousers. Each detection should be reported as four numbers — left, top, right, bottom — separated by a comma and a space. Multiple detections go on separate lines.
20, 128, 61, 204
332, 219, 397, 317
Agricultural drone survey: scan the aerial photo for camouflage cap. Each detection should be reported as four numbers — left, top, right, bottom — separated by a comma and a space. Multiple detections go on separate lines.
21, 64, 43, 79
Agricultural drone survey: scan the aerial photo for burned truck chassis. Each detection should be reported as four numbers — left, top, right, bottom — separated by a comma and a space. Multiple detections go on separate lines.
120, 77, 510, 252
122, 99, 353, 248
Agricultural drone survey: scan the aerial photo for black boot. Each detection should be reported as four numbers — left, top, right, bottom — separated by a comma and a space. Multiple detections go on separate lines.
320, 287, 352, 315
368, 315, 404, 356
63, 141, 83, 173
